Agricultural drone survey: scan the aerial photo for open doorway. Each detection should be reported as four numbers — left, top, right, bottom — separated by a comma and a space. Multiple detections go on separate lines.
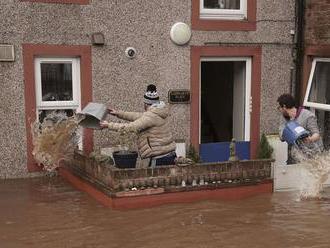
200, 58, 251, 144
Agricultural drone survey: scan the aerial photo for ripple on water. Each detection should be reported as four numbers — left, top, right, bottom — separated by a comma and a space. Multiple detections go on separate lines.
1, 178, 330, 248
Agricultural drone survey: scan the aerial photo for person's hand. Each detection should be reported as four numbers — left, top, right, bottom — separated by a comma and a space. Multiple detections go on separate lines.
99, 121, 109, 129
107, 107, 118, 116
303, 133, 319, 144
303, 136, 313, 144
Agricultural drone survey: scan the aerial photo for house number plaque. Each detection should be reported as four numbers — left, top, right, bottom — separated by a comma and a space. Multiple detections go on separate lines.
168, 89, 190, 104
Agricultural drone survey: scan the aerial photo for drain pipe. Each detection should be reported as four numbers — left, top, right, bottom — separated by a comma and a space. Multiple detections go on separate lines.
294, 0, 305, 105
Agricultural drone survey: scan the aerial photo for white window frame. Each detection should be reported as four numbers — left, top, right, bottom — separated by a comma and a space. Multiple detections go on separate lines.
35, 57, 81, 110
199, 57, 252, 143
34, 57, 82, 150
200, 0, 247, 20
303, 58, 330, 111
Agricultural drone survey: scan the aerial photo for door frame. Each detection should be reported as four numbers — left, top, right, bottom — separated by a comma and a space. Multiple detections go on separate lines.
191, 46, 261, 159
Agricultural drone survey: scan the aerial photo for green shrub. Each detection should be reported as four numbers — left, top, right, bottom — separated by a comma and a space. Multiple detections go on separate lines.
186, 144, 201, 163
257, 133, 274, 159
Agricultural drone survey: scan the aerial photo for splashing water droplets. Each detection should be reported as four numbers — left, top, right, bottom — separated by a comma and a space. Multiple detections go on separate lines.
31, 111, 82, 172
292, 148, 330, 199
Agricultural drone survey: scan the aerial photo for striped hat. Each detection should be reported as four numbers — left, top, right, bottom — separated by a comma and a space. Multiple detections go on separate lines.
144, 84, 160, 105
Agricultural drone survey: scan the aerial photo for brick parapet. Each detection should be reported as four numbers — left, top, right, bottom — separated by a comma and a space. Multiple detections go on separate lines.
64, 151, 273, 197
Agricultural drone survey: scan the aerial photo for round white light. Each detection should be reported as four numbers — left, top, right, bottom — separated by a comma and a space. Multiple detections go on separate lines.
170, 22, 192, 46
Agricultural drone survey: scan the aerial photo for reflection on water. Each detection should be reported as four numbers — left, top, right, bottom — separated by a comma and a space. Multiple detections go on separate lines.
1, 177, 330, 248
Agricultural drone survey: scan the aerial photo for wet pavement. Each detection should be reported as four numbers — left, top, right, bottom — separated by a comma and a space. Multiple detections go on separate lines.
1, 177, 330, 248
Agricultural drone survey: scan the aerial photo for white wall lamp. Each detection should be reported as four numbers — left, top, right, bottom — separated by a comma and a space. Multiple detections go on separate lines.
170, 22, 192, 46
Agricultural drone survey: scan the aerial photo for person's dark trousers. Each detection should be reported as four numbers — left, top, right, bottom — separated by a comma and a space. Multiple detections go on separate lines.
149, 151, 177, 167
155, 153, 177, 166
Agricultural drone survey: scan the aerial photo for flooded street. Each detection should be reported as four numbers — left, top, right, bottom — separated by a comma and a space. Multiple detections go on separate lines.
1, 177, 330, 248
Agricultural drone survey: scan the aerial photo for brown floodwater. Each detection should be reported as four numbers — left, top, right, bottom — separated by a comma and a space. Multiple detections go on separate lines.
1, 177, 330, 248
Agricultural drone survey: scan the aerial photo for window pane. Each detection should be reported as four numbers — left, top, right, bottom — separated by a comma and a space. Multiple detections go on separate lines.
204, 0, 240, 9
308, 62, 330, 104
41, 63, 73, 101
315, 109, 330, 150
38, 109, 75, 123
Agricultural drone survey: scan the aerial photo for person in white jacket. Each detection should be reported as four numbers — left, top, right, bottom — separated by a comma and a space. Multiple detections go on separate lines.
100, 84, 177, 166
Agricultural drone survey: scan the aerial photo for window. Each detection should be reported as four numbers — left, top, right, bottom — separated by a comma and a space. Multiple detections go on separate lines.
35, 57, 81, 113
314, 109, 330, 150
191, 0, 256, 31
35, 57, 82, 148
303, 58, 330, 111
200, 0, 247, 20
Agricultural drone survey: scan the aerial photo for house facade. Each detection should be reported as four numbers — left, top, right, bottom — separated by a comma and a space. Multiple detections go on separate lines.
300, 0, 330, 149
0, 0, 296, 178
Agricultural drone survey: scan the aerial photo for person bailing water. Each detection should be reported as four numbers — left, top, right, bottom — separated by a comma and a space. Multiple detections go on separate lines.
100, 84, 177, 167
277, 94, 324, 163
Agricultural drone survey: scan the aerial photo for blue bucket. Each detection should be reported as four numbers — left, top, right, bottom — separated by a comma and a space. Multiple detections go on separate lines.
282, 121, 309, 145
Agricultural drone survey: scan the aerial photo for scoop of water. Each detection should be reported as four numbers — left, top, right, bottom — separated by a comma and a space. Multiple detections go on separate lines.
31, 111, 81, 172
292, 147, 330, 199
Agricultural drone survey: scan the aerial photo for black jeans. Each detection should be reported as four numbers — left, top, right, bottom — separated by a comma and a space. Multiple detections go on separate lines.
149, 151, 177, 167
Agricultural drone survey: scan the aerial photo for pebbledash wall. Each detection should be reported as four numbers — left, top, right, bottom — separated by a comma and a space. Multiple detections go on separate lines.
0, 0, 295, 178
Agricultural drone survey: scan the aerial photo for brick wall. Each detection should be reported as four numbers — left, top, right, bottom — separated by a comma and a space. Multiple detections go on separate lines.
67, 151, 273, 194
305, 0, 330, 45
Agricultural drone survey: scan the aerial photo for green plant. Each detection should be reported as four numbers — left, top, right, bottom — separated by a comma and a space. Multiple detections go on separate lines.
89, 147, 114, 165
186, 144, 201, 163
117, 127, 137, 153
257, 133, 274, 159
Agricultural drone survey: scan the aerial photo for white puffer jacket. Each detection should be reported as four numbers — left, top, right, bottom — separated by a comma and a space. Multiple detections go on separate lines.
107, 102, 176, 159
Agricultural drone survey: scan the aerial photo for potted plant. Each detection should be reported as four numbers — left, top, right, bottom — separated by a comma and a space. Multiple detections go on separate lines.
89, 147, 114, 166
112, 128, 138, 169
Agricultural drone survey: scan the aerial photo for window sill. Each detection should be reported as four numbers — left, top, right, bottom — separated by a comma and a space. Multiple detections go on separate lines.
200, 15, 247, 21
192, 19, 256, 31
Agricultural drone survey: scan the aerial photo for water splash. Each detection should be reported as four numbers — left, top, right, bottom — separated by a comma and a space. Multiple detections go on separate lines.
292, 148, 330, 199
31, 111, 82, 172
